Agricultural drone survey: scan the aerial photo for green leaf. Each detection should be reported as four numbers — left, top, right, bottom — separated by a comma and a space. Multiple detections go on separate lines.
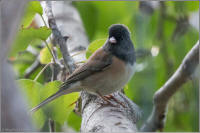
18, 79, 79, 129
86, 38, 106, 58
10, 26, 51, 57
74, 2, 98, 40
18, 79, 46, 129
67, 111, 81, 131
166, 1, 199, 17
39, 45, 63, 64
75, 1, 139, 40
40, 81, 79, 125
21, 1, 43, 28
40, 44, 52, 64
12, 52, 36, 77
174, 1, 199, 13
185, 1, 199, 12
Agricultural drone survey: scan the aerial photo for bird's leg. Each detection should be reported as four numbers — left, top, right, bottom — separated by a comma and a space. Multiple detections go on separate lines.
68, 99, 78, 108
104, 94, 126, 108
96, 92, 116, 106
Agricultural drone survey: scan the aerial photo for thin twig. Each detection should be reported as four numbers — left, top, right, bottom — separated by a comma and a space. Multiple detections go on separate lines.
44, 1, 76, 74
24, 56, 41, 78
75, 61, 86, 65
43, 40, 56, 63
40, 14, 60, 81
40, 14, 48, 28
71, 50, 86, 57
34, 62, 53, 81
140, 41, 199, 131
48, 118, 55, 132
40, 13, 58, 59
157, 2, 173, 77
51, 65, 54, 82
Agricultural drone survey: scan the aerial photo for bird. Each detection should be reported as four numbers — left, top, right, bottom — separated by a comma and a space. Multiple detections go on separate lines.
30, 24, 136, 113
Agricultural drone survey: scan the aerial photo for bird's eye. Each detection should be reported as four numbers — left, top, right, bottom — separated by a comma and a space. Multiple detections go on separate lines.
109, 36, 117, 44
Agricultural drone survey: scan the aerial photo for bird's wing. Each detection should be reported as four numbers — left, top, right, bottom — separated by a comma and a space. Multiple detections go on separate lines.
60, 48, 113, 89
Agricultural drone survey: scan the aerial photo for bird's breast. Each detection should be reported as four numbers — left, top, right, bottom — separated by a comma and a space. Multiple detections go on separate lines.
82, 56, 135, 96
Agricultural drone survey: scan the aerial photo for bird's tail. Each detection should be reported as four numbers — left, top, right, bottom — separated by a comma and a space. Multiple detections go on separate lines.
29, 89, 65, 113
29, 81, 81, 114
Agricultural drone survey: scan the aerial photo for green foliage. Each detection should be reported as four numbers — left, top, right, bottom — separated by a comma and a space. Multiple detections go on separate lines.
166, 1, 199, 17
18, 79, 46, 128
40, 44, 53, 64
18, 79, 79, 130
21, 1, 43, 28
12, 52, 35, 77
173, 1, 199, 14
10, 26, 51, 57
86, 38, 106, 58
67, 112, 81, 131
75, 1, 138, 41
40, 44, 63, 64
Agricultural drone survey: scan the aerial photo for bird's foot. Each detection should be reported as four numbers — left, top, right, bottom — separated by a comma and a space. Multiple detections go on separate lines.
96, 92, 125, 107
96, 92, 118, 107
104, 94, 126, 108
68, 99, 78, 108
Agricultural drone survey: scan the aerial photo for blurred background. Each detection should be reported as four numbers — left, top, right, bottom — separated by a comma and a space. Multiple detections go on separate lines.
7, 1, 199, 132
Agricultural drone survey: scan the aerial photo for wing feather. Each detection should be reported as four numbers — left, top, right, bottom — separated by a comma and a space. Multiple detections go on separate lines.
60, 48, 112, 89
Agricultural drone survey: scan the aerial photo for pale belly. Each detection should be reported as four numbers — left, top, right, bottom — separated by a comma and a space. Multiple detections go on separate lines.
82, 63, 135, 96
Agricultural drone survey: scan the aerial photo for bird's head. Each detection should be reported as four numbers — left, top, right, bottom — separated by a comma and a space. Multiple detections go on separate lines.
108, 24, 131, 45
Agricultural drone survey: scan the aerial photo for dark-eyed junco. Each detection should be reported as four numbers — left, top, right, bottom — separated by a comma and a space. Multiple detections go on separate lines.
30, 24, 136, 113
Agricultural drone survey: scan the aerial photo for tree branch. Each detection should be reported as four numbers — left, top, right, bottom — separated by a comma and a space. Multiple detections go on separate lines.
157, 2, 174, 77
81, 91, 141, 132
44, 1, 76, 74
48, 118, 55, 132
24, 55, 41, 78
140, 41, 199, 131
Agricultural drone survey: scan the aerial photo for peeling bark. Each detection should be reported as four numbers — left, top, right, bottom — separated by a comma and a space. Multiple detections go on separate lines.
81, 91, 141, 132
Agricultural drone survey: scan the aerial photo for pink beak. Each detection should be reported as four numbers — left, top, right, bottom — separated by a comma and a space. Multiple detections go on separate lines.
109, 36, 117, 44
